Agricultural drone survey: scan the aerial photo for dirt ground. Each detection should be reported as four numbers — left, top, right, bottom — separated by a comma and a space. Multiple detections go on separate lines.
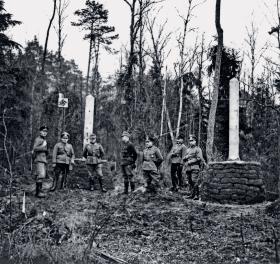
0, 184, 279, 264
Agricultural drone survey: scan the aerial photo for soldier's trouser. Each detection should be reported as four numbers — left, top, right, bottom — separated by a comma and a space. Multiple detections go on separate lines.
143, 170, 160, 191
54, 163, 69, 189
186, 170, 200, 190
121, 165, 135, 184
87, 164, 103, 181
171, 163, 183, 188
35, 162, 47, 183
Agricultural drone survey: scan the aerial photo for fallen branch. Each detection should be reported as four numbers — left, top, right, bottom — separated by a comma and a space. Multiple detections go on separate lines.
94, 249, 128, 264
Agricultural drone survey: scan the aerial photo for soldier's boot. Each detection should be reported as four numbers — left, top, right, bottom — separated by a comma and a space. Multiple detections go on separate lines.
178, 175, 184, 189
50, 175, 58, 192
193, 185, 199, 200
99, 178, 107, 193
186, 185, 195, 199
59, 174, 65, 190
146, 179, 153, 193
123, 182, 129, 195
36, 182, 46, 198
169, 180, 178, 192
170, 174, 178, 191
149, 183, 157, 194
130, 181, 135, 192
88, 178, 94, 191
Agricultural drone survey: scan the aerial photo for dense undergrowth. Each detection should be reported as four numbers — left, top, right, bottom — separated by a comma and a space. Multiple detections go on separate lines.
0, 185, 279, 264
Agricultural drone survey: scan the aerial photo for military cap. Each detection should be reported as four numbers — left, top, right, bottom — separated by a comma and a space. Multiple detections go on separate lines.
61, 131, 70, 138
89, 133, 96, 138
176, 135, 184, 140
122, 131, 130, 138
145, 135, 155, 142
189, 134, 197, 141
39, 125, 48, 131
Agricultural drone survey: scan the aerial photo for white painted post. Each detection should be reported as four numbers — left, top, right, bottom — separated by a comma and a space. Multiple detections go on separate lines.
83, 94, 95, 149
22, 191, 26, 214
228, 78, 240, 160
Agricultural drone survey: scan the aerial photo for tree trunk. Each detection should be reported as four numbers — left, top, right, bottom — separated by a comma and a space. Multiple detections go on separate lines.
29, 76, 36, 148
41, 0, 57, 75
206, 0, 223, 162
277, 115, 280, 195
176, 76, 184, 138
163, 73, 174, 142
57, 0, 66, 140
138, 0, 144, 96
160, 68, 167, 136
197, 35, 205, 146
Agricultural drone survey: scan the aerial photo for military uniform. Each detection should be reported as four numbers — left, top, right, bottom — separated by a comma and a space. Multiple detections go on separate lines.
51, 140, 75, 191
183, 137, 203, 199
142, 145, 163, 193
32, 125, 49, 198
120, 137, 137, 194
169, 141, 187, 190
83, 140, 106, 192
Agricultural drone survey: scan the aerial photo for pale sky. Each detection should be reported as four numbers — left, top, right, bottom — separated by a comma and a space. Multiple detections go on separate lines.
6, 0, 275, 78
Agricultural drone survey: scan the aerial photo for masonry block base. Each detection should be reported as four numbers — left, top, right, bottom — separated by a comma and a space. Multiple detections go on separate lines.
201, 161, 265, 204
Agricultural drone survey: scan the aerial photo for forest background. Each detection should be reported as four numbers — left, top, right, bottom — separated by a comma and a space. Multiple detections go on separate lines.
1, 0, 280, 196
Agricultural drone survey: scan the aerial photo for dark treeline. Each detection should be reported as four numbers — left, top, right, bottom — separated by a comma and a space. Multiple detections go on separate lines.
1, 0, 280, 195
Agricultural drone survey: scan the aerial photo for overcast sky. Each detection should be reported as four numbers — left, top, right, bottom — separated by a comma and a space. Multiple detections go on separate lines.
6, 0, 275, 78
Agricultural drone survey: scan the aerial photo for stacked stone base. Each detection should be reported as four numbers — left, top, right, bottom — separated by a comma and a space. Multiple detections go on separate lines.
201, 161, 265, 204
67, 160, 115, 190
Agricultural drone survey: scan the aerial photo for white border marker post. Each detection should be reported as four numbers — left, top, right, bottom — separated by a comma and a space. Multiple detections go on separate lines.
228, 78, 240, 161
83, 94, 95, 149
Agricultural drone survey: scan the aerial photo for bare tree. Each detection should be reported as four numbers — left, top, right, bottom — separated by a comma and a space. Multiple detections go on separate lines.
2, 109, 14, 231
175, 0, 202, 138
206, 0, 223, 162
146, 15, 172, 139
55, 0, 69, 77
122, 0, 162, 125
41, 0, 57, 75
245, 20, 268, 90
268, 0, 280, 50
195, 33, 208, 146
122, 0, 160, 79
55, 0, 69, 139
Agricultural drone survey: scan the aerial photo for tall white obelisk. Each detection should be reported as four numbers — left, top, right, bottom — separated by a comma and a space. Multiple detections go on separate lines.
83, 94, 95, 148
228, 78, 240, 161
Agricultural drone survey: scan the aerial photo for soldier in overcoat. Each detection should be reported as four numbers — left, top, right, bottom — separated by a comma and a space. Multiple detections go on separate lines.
32, 125, 49, 198
142, 136, 163, 193
120, 131, 137, 194
168, 136, 187, 191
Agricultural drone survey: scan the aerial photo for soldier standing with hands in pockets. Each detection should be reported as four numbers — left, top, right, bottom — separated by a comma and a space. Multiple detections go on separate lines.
168, 135, 187, 191
183, 135, 203, 200
51, 132, 75, 191
83, 133, 107, 192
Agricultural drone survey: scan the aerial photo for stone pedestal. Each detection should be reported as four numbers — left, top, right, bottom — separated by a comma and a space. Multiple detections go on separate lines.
201, 161, 265, 204
67, 160, 115, 190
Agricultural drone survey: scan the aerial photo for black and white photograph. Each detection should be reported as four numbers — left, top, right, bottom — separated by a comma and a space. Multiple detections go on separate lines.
1, 0, 280, 263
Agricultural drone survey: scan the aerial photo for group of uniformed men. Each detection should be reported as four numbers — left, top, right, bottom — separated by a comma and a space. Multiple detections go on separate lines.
32, 126, 204, 200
